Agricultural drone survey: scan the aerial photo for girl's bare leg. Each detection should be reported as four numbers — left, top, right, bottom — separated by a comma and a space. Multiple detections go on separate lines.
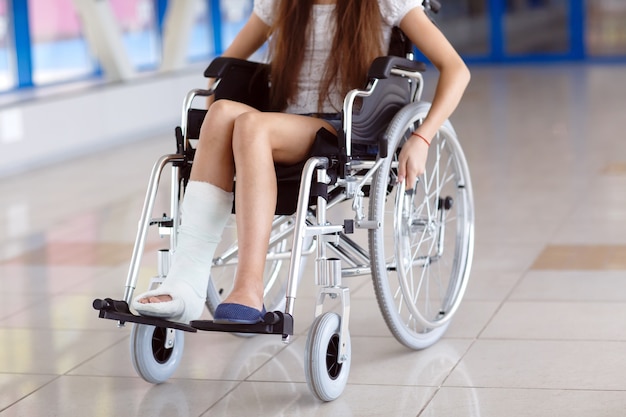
221, 111, 336, 311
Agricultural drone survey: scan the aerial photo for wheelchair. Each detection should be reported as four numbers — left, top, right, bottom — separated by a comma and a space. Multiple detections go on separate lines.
93, 24, 474, 402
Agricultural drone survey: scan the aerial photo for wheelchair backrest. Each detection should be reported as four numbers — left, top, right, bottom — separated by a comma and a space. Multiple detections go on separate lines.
343, 55, 425, 157
346, 72, 413, 148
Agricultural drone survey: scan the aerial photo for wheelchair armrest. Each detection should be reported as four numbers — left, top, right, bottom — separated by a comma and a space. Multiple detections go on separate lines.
203, 57, 273, 111
203, 57, 268, 79
367, 56, 426, 79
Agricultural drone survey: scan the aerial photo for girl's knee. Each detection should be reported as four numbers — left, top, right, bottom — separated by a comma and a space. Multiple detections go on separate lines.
234, 111, 261, 133
199, 100, 251, 144
204, 99, 240, 125
232, 112, 269, 153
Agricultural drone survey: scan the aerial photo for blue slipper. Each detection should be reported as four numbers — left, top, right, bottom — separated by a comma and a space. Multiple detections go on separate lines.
213, 303, 266, 324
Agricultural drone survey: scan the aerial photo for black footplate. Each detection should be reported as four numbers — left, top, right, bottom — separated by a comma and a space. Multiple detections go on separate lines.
93, 298, 293, 336
92, 298, 197, 333
191, 311, 294, 336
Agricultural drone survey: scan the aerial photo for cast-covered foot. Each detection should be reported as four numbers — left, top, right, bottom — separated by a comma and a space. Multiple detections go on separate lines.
131, 280, 205, 324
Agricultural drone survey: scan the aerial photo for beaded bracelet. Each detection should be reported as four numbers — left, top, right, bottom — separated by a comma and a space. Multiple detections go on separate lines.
411, 132, 431, 146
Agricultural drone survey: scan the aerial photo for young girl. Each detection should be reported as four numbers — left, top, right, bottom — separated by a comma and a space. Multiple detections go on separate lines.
133, 0, 470, 324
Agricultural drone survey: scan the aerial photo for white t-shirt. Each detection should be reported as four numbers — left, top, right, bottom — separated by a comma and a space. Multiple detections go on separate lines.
253, 0, 424, 114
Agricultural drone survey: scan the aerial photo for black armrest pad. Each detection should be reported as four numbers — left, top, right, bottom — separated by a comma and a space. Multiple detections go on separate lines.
203, 57, 273, 111
367, 56, 426, 79
203, 57, 268, 78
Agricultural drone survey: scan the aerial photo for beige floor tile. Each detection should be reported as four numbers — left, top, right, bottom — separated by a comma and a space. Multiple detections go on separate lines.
481, 301, 626, 341
0, 265, 112, 295
346, 295, 498, 341
510, 270, 626, 302
474, 217, 561, 244
339, 295, 394, 338
348, 337, 471, 387
63, 264, 151, 297
176, 332, 296, 382
0, 329, 127, 374
444, 301, 501, 339
205, 382, 436, 417
462, 271, 524, 301
550, 177, 626, 245
551, 222, 626, 245
1, 294, 132, 330
0, 240, 167, 267
1, 375, 235, 417
66, 334, 136, 378
445, 340, 626, 391
0, 293, 46, 321
423, 387, 626, 417
531, 245, 626, 270
251, 335, 471, 388
69, 331, 290, 382
0, 374, 58, 412
471, 242, 545, 276
0, 136, 171, 243
602, 162, 626, 175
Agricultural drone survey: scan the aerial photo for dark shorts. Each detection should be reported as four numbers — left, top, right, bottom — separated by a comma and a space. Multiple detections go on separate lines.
301, 112, 378, 157
274, 112, 376, 214
297, 112, 342, 134
318, 113, 343, 134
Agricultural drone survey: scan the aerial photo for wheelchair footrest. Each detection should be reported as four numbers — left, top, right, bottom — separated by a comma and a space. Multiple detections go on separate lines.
92, 298, 198, 333
191, 311, 294, 336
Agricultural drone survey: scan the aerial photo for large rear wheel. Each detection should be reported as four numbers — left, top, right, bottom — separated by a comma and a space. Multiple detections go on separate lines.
369, 101, 474, 350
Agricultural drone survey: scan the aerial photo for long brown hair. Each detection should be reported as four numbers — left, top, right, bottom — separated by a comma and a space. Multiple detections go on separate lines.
268, 0, 383, 112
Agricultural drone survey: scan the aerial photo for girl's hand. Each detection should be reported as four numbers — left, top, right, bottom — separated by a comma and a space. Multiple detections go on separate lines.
397, 133, 430, 190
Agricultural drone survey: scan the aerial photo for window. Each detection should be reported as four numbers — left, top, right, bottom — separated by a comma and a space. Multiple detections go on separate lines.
586, 0, 626, 56
221, 0, 253, 49
28, 0, 95, 86
109, 0, 159, 69
435, 0, 491, 56
188, 0, 213, 60
187, 1, 261, 62
504, 0, 569, 55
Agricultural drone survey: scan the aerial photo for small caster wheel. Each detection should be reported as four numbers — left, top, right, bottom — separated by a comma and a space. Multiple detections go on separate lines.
130, 324, 184, 383
304, 312, 351, 401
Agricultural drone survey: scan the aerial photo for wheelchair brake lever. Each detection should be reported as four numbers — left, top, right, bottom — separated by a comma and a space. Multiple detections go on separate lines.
423, 0, 442, 28
175, 126, 184, 154
424, 0, 441, 14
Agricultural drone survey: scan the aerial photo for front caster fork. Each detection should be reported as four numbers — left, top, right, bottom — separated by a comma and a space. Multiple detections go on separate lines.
314, 257, 350, 364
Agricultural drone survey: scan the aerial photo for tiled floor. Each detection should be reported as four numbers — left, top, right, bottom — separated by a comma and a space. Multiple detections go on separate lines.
1, 63, 626, 416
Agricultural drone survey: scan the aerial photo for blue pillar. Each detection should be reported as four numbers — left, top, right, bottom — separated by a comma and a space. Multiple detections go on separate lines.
488, 0, 505, 61
155, 0, 168, 37
209, 0, 223, 55
11, 0, 33, 88
569, 0, 586, 60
